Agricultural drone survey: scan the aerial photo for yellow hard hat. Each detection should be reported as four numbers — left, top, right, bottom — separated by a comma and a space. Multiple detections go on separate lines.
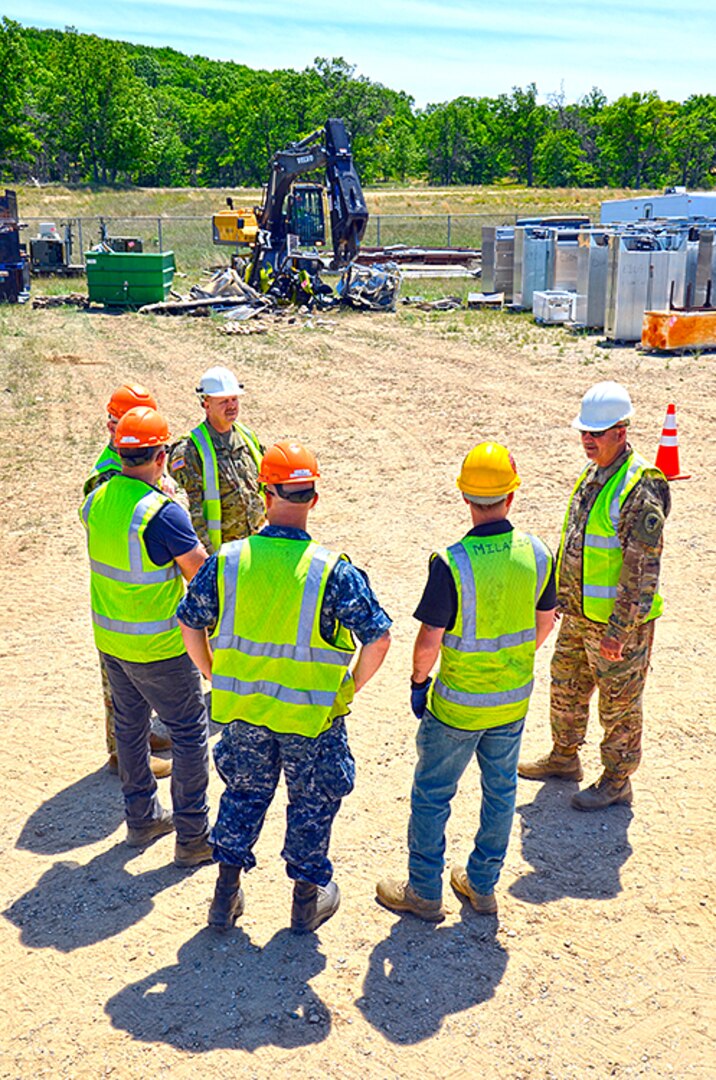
457, 442, 521, 502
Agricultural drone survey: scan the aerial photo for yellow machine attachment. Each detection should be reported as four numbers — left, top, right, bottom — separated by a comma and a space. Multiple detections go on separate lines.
212, 199, 259, 248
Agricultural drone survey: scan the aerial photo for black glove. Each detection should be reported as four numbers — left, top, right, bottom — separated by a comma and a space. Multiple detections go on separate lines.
410, 676, 432, 719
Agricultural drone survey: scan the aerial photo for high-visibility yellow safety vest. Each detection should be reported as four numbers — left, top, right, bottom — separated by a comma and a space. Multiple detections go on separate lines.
557, 451, 664, 625
80, 475, 185, 663
189, 421, 263, 551
84, 444, 121, 495
211, 536, 356, 737
429, 530, 552, 731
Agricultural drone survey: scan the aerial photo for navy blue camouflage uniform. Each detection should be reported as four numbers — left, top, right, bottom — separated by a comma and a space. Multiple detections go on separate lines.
177, 524, 391, 885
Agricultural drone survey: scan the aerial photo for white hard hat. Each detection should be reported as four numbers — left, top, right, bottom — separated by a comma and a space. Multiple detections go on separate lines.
572, 381, 633, 432
196, 365, 244, 398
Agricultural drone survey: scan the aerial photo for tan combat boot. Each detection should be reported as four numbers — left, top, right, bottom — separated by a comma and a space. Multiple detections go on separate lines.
450, 867, 498, 915
571, 775, 633, 811
107, 753, 173, 779
149, 731, 172, 752
375, 879, 446, 922
518, 749, 583, 782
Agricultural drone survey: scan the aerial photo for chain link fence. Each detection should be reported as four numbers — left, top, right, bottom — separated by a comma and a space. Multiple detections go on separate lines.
22, 212, 524, 274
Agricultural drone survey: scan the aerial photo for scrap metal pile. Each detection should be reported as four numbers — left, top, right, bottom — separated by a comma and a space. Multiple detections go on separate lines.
138, 261, 402, 324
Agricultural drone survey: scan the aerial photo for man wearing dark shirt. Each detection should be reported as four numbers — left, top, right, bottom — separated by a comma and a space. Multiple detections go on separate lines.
179, 440, 392, 935
80, 407, 212, 868
377, 442, 556, 922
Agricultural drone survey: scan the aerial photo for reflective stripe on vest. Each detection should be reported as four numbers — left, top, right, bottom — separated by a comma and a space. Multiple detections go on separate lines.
211, 536, 355, 736
189, 421, 264, 551
80, 477, 185, 662
429, 530, 550, 731
557, 451, 663, 624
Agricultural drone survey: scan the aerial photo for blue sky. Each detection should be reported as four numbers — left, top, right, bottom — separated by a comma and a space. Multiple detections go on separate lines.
6, 1, 716, 107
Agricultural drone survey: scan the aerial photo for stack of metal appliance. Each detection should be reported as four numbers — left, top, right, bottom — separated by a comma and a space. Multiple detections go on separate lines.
481, 226, 515, 299
0, 190, 29, 303
532, 227, 582, 323
603, 229, 690, 341
512, 216, 590, 312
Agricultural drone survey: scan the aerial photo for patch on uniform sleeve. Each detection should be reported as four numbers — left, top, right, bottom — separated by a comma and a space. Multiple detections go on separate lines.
170, 457, 185, 471
634, 506, 664, 545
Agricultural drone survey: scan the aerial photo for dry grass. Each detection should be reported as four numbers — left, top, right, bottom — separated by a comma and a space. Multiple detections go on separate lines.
13, 183, 659, 222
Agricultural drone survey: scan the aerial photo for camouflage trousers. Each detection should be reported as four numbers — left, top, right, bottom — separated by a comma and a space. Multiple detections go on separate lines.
550, 614, 655, 780
211, 717, 355, 885
100, 651, 117, 754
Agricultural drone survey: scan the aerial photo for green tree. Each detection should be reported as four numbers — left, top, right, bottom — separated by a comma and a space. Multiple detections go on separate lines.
496, 84, 547, 186
669, 95, 716, 188
420, 97, 502, 184
41, 28, 155, 183
534, 129, 588, 187
597, 92, 675, 187
0, 17, 40, 176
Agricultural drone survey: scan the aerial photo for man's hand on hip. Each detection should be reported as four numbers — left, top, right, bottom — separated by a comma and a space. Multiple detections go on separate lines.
600, 636, 624, 662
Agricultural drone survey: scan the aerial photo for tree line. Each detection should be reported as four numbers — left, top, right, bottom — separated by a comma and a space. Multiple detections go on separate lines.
2, 18, 715, 190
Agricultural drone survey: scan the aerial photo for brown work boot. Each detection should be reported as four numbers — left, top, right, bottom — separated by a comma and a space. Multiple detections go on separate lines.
208, 864, 245, 931
518, 750, 583, 782
571, 775, 633, 811
174, 834, 214, 868
375, 879, 445, 922
149, 731, 172, 753
107, 752, 172, 779
126, 808, 174, 848
450, 867, 498, 915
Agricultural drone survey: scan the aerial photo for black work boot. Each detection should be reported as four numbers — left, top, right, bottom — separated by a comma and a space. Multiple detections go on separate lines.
291, 880, 340, 934
207, 864, 245, 931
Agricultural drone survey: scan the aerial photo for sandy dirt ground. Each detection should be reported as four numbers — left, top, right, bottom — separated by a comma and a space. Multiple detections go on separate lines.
0, 298, 714, 1079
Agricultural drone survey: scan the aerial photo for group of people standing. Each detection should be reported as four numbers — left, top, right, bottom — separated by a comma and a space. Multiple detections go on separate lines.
80, 370, 670, 933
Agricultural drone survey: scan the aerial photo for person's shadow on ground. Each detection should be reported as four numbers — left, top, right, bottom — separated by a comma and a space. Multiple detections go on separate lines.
509, 780, 633, 904
4, 840, 189, 950
105, 927, 331, 1052
356, 905, 508, 1043
15, 767, 125, 855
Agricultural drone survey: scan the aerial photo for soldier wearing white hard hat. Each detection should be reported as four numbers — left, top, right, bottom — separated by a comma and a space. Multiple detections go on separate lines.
519, 382, 671, 810
169, 365, 265, 555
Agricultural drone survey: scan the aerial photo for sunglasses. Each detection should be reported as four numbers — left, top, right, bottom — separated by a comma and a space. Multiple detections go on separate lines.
582, 425, 625, 439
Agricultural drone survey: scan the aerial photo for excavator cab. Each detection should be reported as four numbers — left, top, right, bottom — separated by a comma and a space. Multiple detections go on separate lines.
287, 184, 326, 247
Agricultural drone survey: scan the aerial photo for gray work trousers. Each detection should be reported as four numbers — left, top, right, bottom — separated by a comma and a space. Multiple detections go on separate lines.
101, 651, 209, 843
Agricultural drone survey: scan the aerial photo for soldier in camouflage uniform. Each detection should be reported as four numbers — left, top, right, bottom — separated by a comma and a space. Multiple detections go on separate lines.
519, 382, 670, 810
168, 366, 265, 555
178, 441, 392, 934
85, 384, 173, 778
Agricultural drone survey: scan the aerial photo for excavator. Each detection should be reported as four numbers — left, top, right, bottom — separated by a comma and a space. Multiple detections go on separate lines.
212, 118, 368, 291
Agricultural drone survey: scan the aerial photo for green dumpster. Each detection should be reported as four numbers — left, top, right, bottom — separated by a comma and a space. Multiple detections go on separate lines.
84, 250, 175, 308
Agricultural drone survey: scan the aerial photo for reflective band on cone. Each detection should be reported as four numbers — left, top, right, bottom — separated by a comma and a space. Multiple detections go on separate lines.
654, 403, 690, 481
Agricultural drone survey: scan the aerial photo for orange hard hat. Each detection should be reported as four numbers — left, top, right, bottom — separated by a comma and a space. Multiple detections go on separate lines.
258, 441, 320, 486
107, 383, 158, 420
115, 407, 169, 449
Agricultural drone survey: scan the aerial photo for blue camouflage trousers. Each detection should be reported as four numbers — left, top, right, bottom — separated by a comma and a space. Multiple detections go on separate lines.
211, 717, 355, 886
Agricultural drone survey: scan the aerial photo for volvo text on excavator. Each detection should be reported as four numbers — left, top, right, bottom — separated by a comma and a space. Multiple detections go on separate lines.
212, 118, 369, 290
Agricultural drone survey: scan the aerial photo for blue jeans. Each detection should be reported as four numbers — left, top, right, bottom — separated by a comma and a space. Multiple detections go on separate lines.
102, 651, 210, 844
408, 709, 525, 901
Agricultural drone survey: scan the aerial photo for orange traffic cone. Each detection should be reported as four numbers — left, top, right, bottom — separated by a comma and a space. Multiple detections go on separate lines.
655, 404, 690, 480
